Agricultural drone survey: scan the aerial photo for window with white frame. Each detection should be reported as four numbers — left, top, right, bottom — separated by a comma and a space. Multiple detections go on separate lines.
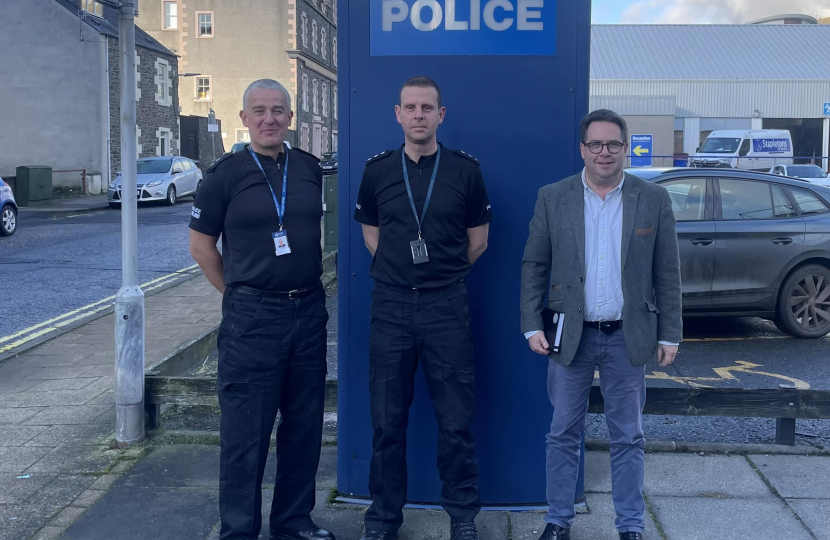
301, 124, 310, 152
312, 21, 318, 54
332, 37, 337, 67
163, 1, 177, 29
322, 127, 329, 153
155, 58, 173, 106
197, 12, 213, 37
135, 51, 141, 101
302, 74, 309, 112
157, 128, 172, 156
301, 12, 308, 48
236, 130, 250, 143
333, 86, 337, 119
321, 28, 327, 60
81, 0, 103, 17
196, 77, 211, 101
312, 79, 318, 114
332, 130, 338, 151
322, 82, 329, 117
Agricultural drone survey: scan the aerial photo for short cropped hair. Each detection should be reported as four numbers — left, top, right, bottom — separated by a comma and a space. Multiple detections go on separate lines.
243, 79, 292, 111
580, 109, 628, 143
399, 76, 442, 107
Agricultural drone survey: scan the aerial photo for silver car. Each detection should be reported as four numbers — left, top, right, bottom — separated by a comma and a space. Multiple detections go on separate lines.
627, 167, 830, 338
107, 157, 202, 208
0, 176, 17, 236
769, 164, 830, 188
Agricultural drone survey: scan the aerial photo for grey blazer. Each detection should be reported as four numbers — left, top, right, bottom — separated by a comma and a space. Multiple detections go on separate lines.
520, 172, 683, 367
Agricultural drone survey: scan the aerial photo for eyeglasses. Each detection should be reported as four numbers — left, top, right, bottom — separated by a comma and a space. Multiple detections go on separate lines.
583, 141, 625, 154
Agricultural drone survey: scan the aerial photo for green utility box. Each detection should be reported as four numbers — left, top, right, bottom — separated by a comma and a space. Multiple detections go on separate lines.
15, 166, 53, 207
323, 173, 338, 253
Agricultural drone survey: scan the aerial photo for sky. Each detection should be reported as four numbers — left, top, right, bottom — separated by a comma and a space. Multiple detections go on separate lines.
592, 0, 830, 24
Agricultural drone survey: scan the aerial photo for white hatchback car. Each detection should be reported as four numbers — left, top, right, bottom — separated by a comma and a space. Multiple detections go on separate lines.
107, 157, 202, 208
770, 164, 830, 187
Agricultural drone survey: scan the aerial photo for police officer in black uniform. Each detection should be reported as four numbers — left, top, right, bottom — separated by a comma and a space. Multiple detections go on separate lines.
354, 76, 492, 540
189, 79, 334, 540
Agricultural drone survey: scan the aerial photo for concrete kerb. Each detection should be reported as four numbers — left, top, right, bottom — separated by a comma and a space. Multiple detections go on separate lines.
0, 271, 203, 366
586, 438, 829, 457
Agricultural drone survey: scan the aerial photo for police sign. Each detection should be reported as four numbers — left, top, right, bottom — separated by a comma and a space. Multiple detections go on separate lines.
371, 0, 557, 56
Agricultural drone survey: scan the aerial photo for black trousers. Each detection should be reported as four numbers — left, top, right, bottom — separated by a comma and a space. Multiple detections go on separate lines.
365, 280, 481, 533
217, 283, 328, 540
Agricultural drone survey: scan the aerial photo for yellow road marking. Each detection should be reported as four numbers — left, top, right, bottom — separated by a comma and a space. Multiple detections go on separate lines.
0, 264, 199, 354
684, 336, 790, 342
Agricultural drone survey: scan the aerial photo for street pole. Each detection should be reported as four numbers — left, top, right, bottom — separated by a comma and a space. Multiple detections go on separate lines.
115, 0, 145, 447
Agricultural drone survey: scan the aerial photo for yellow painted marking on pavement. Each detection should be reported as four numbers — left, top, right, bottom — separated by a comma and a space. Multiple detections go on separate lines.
0, 264, 200, 354
684, 336, 790, 342
595, 360, 811, 390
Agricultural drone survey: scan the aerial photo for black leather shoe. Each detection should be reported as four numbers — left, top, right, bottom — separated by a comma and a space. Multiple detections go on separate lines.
276, 528, 336, 540
539, 523, 571, 540
358, 530, 398, 540
619, 533, 644, 540
451, 521, 479, 540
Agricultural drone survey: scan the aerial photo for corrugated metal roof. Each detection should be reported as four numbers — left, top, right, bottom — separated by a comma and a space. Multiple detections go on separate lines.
591, 25, 830, 81
590, 95, 676, 116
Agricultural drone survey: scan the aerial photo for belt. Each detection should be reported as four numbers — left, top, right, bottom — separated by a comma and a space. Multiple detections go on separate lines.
583, 320, 623, 334
234, 282, 320, 300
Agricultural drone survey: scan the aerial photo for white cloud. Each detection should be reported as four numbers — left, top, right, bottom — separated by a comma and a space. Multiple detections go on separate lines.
621, 0, 830, 24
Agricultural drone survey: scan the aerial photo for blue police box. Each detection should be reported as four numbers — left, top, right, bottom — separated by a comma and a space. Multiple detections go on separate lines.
338, 0, 592, 504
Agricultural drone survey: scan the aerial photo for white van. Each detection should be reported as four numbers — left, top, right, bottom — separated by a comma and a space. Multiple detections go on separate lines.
691, 130, 793, 171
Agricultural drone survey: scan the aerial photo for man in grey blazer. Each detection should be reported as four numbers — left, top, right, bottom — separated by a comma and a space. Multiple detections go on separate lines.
520, 109, 682, 540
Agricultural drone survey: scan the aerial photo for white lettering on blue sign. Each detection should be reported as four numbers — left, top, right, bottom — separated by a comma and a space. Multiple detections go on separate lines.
752, 139, 791, 153
824, 103, 830, 116
371, 0, 557, 56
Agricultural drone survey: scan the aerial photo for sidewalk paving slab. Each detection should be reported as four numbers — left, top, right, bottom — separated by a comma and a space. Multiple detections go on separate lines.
787, 500, 830, 540
643, 454, 772, 499
649, 496, 814, 540
749, 454, 830, 498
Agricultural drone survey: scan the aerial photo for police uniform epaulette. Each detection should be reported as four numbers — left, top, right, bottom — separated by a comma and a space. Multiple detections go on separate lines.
206, 150, 237, 173
450, 148, 480, 165
365, 150, 394, 165
291, 146, 320, 162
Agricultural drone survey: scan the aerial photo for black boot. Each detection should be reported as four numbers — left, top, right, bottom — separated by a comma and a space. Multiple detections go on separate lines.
358, 530, 398, 540
450, 521, 479, 540
275, 527, 335, 540
538, 523, 571, 540
619, 532, 644, 540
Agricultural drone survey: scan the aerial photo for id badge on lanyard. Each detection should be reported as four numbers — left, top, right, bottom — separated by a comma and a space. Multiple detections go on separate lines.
402, 147, 441, 265
250, 145, 291, 257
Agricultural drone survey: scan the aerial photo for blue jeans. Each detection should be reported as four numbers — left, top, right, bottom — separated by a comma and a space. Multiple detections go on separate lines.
545, 327, 646, 533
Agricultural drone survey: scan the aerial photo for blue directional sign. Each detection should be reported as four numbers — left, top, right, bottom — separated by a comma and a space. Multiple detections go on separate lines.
370, 0, 558, 56
824, 102, 830, 116
630, 134, 653, 167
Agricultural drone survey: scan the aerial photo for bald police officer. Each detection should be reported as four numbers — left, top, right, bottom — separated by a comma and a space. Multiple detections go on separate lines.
354, 76, 492, 540
190, 79, 334, 540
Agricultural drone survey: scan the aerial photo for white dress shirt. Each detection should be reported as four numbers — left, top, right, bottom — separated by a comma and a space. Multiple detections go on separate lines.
526, 170, 678, 347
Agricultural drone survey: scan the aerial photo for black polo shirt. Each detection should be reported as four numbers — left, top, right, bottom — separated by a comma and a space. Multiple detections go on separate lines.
189, 145, 323, 291
354, 144, 492, 289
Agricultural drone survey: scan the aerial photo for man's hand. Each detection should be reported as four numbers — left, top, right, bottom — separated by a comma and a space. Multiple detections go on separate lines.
657, 344, 679, 366
528, 333, 550, 355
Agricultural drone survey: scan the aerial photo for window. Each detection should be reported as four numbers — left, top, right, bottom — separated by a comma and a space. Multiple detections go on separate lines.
322, 82, 329, 117
674, 130, 684, 155
323, 127, 329, 153
302, 74, 308, 112
163, 1, 177, 29
789, 189, 830, 216
312, 21, 318, 54
155, 58, 172, 106
772, 185, 797, 218
332, 130, 338, 152
182, 160, 193, 170
236, 130, 250, 143
662, 178, 707, 221
738, 139, 751, 157
333, 37, 337, 67
196, 77, 211, 101
719, 180, 773, 220
197, 12, 214, 38
700, 137, 741, 154
81, 0, 103, 17
301, 124, 310, 152
312, 79, 319, 114
301, 13, 308, 48
321, 28, 327, 60
333, 86, 337, 119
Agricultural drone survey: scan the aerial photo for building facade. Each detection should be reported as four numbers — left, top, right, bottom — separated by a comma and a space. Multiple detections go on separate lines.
0, 0, 180, 190
590, 24, 830, 171
137, 0, 337, 157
